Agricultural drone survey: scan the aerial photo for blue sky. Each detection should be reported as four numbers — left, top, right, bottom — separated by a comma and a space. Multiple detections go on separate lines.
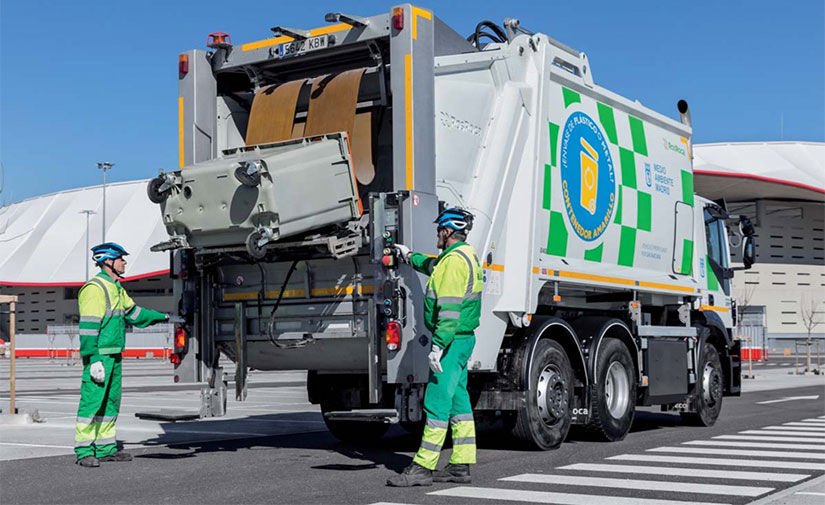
1, 0, 823, 203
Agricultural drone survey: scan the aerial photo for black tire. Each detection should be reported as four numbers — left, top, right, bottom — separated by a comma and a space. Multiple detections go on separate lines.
235, 165, 261, 187
147, 177, 170, 204
681, 344, 723, 426
587, 338, 636, 441
322, 416, 390, 443
510, 339, 573, 450
245, 230, 267, 260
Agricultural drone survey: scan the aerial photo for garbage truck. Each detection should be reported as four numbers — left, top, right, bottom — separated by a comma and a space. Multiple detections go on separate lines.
148, 5, 755, 448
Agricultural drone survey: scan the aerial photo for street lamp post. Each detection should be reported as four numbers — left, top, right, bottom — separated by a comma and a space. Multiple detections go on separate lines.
96, 162, 114, 242
79, 210, 96, 280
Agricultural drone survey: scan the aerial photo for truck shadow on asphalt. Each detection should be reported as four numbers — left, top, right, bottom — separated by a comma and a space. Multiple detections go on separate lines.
133, 410, 691, 471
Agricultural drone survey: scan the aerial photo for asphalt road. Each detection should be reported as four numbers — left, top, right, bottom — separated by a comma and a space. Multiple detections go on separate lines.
1, 360, 824, 505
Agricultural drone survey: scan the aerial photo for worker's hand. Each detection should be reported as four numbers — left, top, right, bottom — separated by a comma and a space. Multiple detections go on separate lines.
166, 314, 185, 324
393, 244, 412, 264
428, 345, 444, 374
90, 361, 105, 384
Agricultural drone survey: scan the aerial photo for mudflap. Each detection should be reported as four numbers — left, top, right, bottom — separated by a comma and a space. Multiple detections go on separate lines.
723, 339, 742, 396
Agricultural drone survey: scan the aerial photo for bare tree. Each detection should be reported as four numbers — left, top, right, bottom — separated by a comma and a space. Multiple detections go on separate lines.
798, 295, 823, 373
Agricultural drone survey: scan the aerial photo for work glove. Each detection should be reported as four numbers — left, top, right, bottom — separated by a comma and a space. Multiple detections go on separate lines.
90, 361, 105, 384
166, 314, 185, 324
428, 345, 444, 374
393, 244, 412, 264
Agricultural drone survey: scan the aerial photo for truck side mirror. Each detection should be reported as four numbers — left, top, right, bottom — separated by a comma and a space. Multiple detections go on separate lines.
742, 235, 755, 269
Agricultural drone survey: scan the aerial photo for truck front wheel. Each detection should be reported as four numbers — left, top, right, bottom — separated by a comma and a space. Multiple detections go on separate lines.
588, 338, 636, 441
681, 344, 723, 426
510, 339, 573, 450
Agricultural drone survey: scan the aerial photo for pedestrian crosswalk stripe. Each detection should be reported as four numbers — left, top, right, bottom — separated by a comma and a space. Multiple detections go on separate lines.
556, 463, 807, 482
609, 453, 825, 471
649, 446, 825, 459
429, 486, 728, 505
716, 434, 825, 443
784, 422, 825, 427
763, 426, 825, 432
500, 474, 773, 497
742, 430, 825, 437
683, 440, 825, 451
801, 419, 825, 423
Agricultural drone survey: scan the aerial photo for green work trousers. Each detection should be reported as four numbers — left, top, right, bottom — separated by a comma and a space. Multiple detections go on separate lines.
74, 354, 122, 459
413, 335, 476, 470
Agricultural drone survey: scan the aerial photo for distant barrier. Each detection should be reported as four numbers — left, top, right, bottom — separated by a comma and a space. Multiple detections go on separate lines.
0, 324, 175, 360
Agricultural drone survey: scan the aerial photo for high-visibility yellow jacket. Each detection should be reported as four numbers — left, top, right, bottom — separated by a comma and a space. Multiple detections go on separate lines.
77, 270, 167, 358
410, 242, 483, 348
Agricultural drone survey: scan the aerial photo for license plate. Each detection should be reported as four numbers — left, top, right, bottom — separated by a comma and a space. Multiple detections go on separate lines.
278, 35, 328, 58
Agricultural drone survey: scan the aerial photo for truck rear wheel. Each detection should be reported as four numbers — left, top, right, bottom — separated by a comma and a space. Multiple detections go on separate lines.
588, 338, 635, 441
681, 344, 723, 426
510, 339, 573, 450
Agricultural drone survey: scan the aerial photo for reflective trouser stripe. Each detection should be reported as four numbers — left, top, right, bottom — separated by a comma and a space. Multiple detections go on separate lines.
449, 419, 477, 464
413, 424, 448, 470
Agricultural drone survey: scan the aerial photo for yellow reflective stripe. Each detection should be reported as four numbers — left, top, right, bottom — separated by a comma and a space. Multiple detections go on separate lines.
449, 443, 477, 464
404, 52, 413, 189
412, 446, 440, 470
241, 23, 352, 52
223, 285, 375, 301
483, 262, 505, 272
536, 269, 699, 294
178, 96, 185, 168
410, 6, 432, 40
241, 35, 292, 52
700, 305, 729, 312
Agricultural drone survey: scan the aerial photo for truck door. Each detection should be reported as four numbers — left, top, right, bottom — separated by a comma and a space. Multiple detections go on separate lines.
703, 206, 733, 325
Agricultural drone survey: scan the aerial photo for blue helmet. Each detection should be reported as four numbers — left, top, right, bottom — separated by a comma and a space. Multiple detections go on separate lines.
434, 208, 473, 232
91, 242, 129, 265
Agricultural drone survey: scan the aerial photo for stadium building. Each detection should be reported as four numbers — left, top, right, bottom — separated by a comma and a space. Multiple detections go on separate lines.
1, 142, 823, 357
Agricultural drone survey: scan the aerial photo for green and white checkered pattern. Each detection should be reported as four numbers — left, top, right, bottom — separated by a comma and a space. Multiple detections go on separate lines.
543, 86, 694, 272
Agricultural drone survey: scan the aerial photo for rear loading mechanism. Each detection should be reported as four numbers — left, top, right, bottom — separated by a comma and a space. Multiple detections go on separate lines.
150, 6, 748, 449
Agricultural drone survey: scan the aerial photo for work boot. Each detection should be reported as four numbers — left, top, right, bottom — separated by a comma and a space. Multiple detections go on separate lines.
99, 451, 133, 462
75, 456, 100, 468
433, 463, 471, 483
386, 462, 433, 487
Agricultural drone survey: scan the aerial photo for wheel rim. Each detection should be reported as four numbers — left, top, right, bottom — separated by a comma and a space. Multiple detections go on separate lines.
702, 361, 722, 407
604, 361, 630, 419
536, 365, 567, 425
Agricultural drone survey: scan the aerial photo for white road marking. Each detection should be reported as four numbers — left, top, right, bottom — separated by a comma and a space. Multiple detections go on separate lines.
683, 440, 825, 451
802, 419, 825, 423
785, 422, 825, 427
0, 442, 73, 449
763, 426, 825, 432
757, 396, 820, 405
741, 430, 825, 437
500, 474, 773, 496
716, 435, 825, 443
429, 487, 727, 505
795, 492, 825, 496
648, 446, 825, 459
557, 463, 807, 482
609, 454, 825, 471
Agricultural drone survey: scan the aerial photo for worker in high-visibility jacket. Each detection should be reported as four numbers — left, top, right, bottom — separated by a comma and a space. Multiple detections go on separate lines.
387, 208, 483, 487
74, 242, 180, 467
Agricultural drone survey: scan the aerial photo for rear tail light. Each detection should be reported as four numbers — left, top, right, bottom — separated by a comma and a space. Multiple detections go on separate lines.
392, 7, 404, 30
174, 327, 187, 353
178, 54, 189, 76
170, 353, 181, 365
385, 321, 400, 351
